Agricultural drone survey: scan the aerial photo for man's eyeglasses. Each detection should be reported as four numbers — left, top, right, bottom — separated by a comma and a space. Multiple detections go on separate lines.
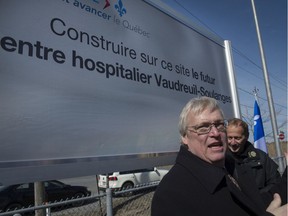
187, 120, 228, 135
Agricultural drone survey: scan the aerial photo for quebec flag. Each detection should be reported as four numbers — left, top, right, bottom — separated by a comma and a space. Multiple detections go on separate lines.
253, 100, 268, 153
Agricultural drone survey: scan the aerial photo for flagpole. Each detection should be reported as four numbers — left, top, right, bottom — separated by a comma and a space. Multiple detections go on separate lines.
250, 0, 284, 172
253, 87, 258, 103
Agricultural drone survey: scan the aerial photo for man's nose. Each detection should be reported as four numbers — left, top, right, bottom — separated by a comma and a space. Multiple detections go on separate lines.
229, 138, 237, 144
209, 125, 220, 135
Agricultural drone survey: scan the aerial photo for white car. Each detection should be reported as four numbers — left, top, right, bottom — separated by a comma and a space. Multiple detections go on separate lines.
98, 167, 168, 192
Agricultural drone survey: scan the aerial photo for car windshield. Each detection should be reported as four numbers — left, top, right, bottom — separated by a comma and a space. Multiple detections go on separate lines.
0, 185, 9, 192
45, 181, 67, 189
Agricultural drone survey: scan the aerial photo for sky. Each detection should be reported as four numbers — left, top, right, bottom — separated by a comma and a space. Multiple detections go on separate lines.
160, 0, 287, 143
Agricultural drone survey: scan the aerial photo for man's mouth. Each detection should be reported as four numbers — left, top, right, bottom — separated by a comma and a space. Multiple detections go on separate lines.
229, 144, 240, 151
208, 143, 223, 148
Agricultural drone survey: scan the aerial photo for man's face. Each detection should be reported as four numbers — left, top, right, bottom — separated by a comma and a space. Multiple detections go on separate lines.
181, 109, 227, 166
226, 125, 247, 153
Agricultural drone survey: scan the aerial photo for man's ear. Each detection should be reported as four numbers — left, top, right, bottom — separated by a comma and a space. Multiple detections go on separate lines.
181, 135, 189, 145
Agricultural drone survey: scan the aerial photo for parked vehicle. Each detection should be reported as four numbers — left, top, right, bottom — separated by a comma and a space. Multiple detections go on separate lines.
0, 180, 91, 212
98, 167, 169, 193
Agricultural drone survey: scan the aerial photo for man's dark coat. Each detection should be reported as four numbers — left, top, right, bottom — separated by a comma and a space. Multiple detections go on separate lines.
227, 141, 281, 193
151, 145, 286, 216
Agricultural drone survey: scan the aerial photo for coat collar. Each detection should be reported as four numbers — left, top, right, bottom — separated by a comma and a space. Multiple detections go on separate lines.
176, 145, 268, 215
176, 145, 226, 194
227, 141, 261, 162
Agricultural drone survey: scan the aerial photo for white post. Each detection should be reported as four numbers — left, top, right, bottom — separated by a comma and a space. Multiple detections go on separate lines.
224, 40, 241, 118
45, 202, 51, 216
250, 0, 284, 172
106, 188, 113, 216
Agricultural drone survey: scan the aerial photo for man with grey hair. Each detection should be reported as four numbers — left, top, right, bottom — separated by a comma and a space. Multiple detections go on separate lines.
151, 96, 287, 216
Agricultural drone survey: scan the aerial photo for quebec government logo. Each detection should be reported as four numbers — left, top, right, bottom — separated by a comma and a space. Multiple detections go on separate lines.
92, 0, 127, 17
104, 0, 127, 17
70, 0, 150, 38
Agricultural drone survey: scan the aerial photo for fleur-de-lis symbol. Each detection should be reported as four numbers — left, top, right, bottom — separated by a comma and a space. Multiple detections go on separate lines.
254, 115, 260, 126
115, 0, 126, 17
